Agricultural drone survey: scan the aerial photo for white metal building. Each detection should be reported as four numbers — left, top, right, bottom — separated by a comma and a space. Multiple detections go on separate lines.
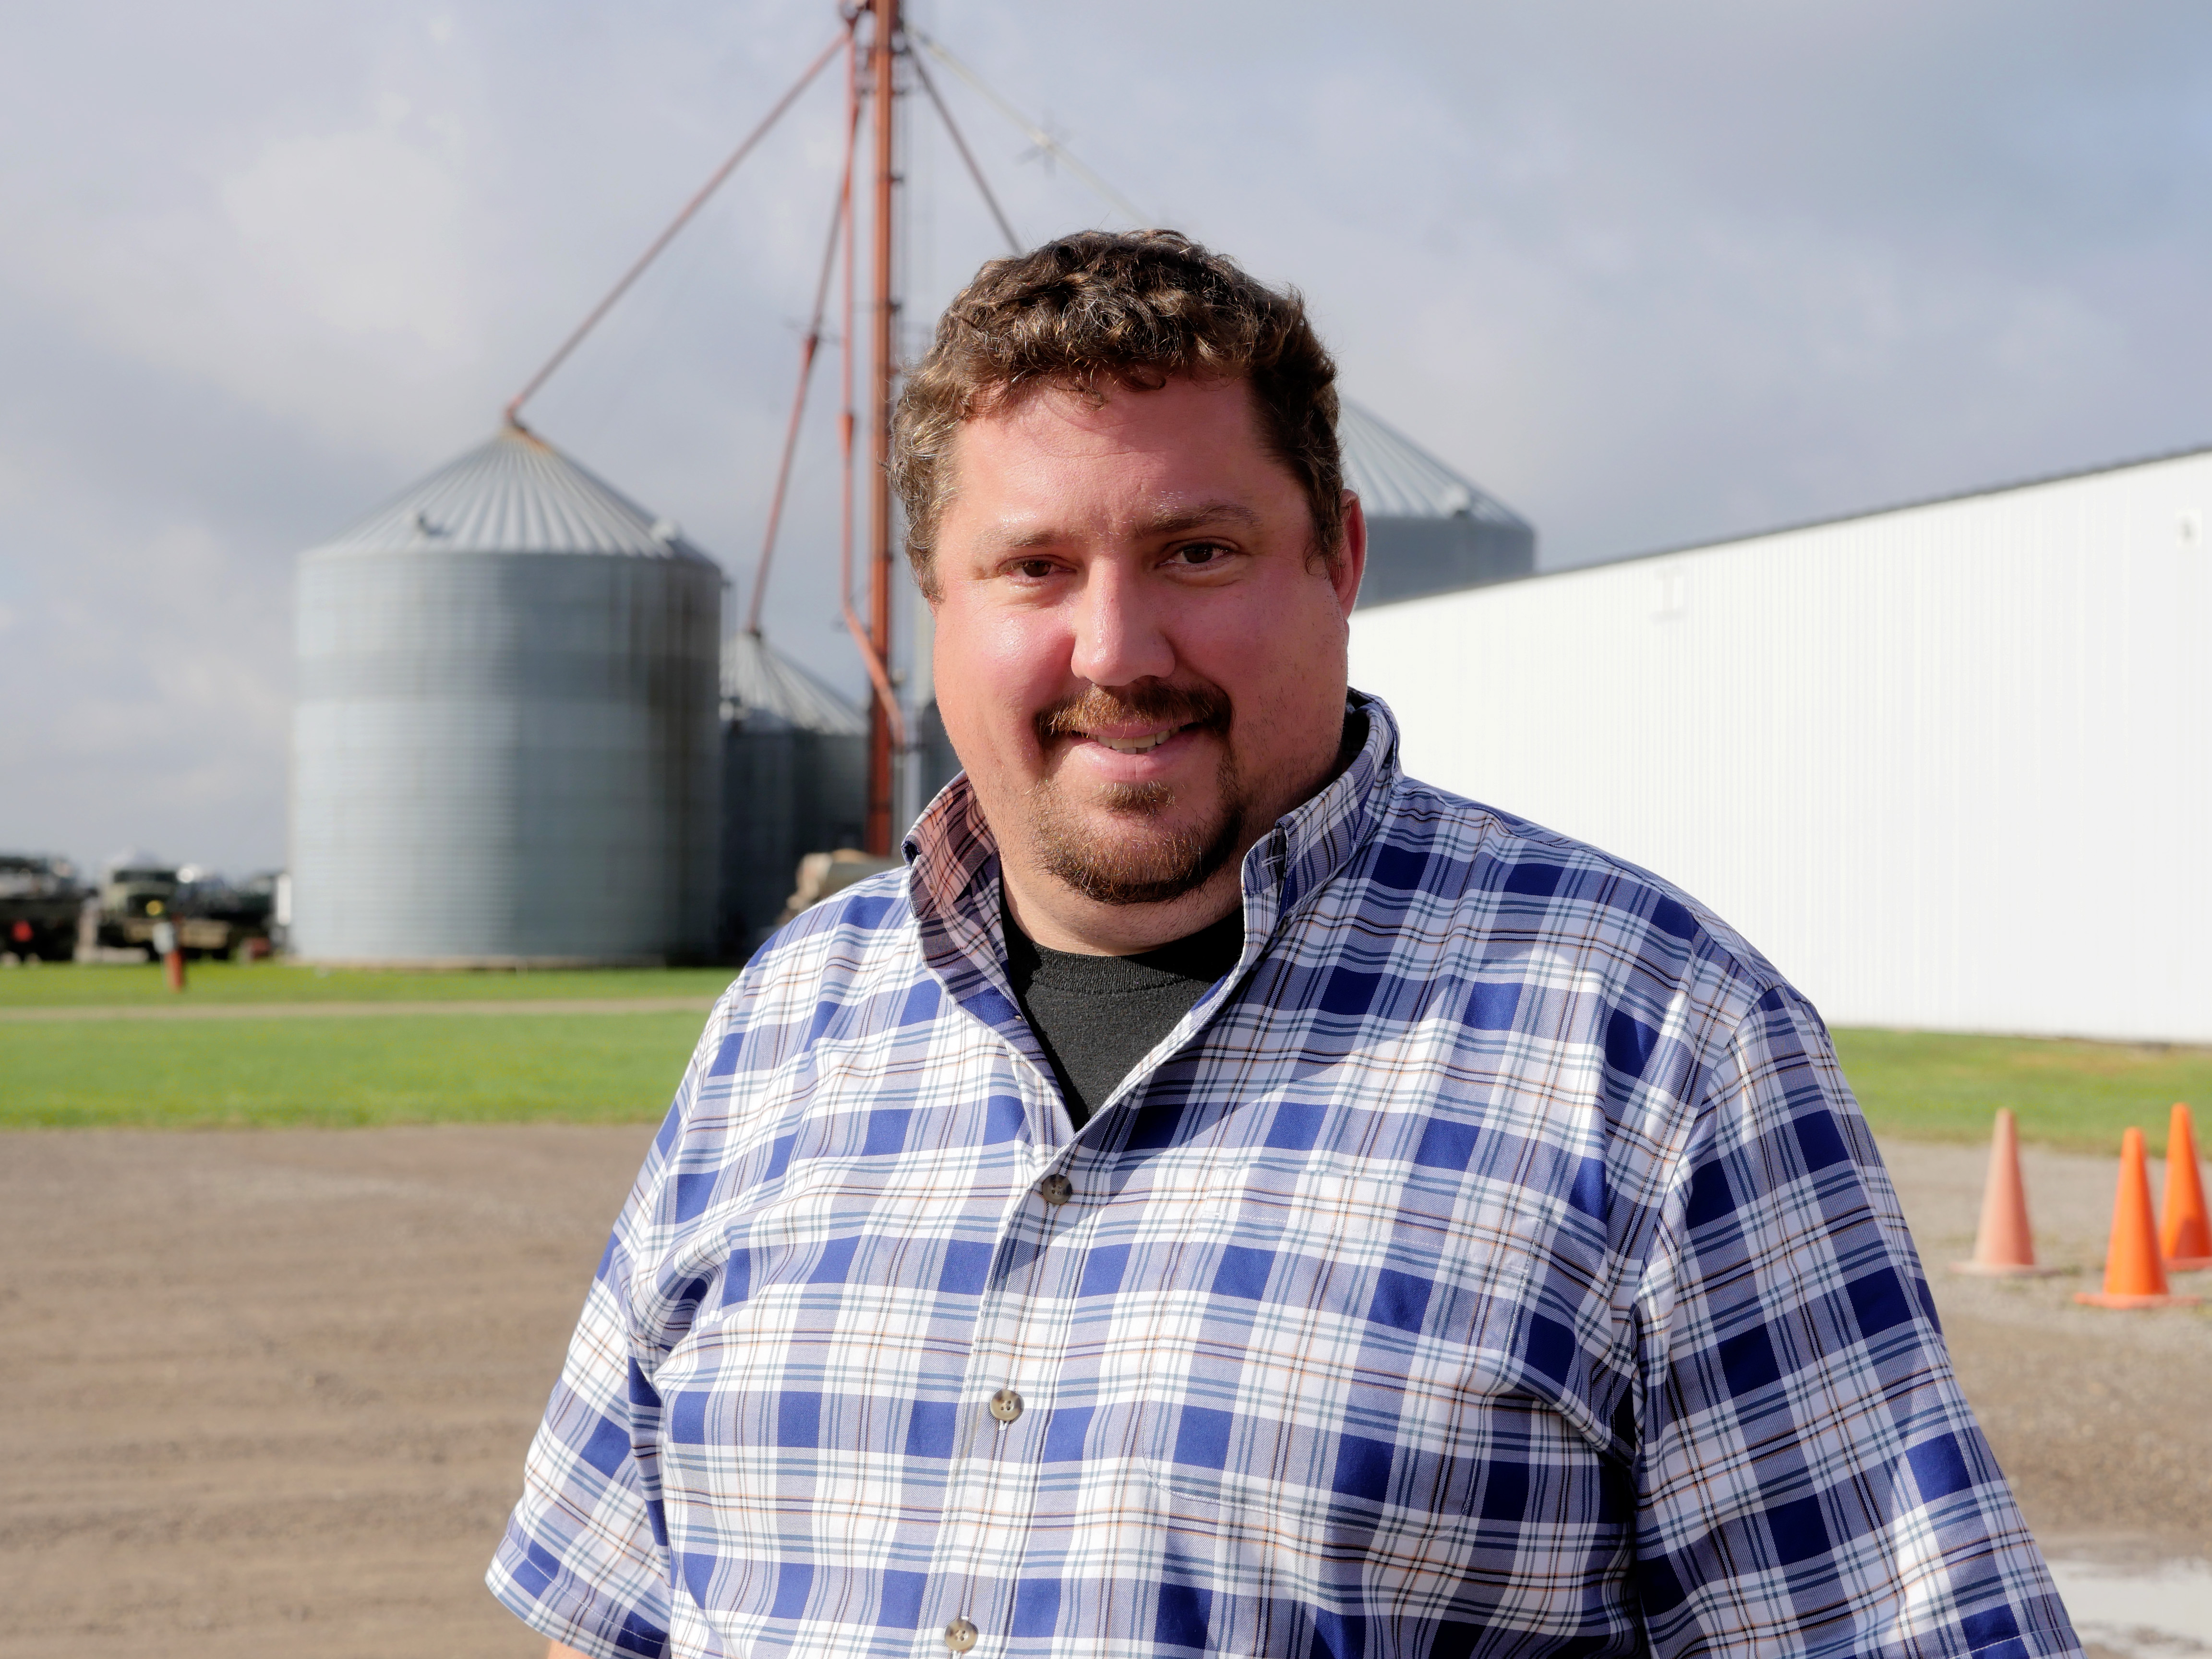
1348, 448, 2212, 1044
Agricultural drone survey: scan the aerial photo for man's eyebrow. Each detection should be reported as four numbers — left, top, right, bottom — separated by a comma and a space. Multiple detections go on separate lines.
977, 501, 1263, 553
1135, 501, 1263, 537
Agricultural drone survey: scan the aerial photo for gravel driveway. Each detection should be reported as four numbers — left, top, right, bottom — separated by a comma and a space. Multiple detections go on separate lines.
0, 1125, 2203, 1657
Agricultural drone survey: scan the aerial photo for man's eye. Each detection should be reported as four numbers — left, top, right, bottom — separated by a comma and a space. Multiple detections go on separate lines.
1175, 543, 1230, 567
1013, 559, 1058, 579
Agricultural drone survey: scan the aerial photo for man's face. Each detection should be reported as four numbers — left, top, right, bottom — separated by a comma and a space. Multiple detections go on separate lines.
929, 373, 1364, 937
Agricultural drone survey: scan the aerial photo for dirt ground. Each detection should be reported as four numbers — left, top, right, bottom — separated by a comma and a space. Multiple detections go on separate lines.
0, 1125, 2205, 1658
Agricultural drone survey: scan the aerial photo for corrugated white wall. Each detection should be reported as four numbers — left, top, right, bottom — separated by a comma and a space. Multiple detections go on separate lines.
1349, 451, 2212, 1042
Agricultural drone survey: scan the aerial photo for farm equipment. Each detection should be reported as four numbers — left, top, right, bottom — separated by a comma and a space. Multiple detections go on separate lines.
97, 858, 278, 959
0, 854, 88, 961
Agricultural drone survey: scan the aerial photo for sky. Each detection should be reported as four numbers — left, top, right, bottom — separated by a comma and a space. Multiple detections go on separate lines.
6, 0, 2212, 877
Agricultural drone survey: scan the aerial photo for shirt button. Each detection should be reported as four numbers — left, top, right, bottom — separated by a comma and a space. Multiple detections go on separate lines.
944, 1617, 978, 1651
988, 1387, 1024, 1423
1038, 1174, 1073, 1206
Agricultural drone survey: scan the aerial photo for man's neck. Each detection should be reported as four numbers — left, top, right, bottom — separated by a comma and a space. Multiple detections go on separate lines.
999, 861, 1244, 956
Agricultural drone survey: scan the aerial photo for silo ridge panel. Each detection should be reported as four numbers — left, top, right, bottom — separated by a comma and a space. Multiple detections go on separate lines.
1338, 400, 1529, 529
301, 429, 721, 565
721, 630, 868, 735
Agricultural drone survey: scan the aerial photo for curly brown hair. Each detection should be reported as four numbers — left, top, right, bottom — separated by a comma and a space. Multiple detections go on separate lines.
891, 229, 1343, 598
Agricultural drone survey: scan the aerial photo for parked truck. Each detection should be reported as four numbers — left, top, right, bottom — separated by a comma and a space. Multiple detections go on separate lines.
0, 854, 88, 961
172, 872, 278, 959
96, 857, 278, 959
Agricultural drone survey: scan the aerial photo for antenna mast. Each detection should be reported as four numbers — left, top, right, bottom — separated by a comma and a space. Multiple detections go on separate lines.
864, 0, 902, 855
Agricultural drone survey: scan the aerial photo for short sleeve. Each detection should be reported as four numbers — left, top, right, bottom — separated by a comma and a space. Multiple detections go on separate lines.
485, 1001, 741, 1659
1632, 985, 2081, 1659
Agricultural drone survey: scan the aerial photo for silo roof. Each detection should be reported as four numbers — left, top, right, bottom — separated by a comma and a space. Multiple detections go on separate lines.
1338, 401, 1530, 529
305, 426, 719, 564
722, 630, 867, 736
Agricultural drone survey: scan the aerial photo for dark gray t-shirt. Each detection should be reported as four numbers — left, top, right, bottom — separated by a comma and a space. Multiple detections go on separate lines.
1002, 902, 1244, 1130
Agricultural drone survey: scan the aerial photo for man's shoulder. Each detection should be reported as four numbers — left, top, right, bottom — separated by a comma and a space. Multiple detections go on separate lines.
707, 867, 926, 1035
1363, 770, 1790, 1011
759, 865, 915, 954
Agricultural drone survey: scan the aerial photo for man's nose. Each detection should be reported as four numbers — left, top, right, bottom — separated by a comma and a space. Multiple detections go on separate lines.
1068, 562, 1175, 688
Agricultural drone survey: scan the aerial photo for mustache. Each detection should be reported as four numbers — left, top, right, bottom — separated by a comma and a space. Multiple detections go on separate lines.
1035, 682, 1232, 744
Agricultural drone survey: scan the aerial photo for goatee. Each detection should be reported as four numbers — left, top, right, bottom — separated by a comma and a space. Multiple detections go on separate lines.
1027, 682, 1246, 906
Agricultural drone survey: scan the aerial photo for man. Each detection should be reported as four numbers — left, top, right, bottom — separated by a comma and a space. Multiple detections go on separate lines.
493, 231, 2078, 1659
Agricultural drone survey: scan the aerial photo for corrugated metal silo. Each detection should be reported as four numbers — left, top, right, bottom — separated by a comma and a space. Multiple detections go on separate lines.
291, 427, 723, 963
717, 630, 866, 956
1340, 401, 1535, 606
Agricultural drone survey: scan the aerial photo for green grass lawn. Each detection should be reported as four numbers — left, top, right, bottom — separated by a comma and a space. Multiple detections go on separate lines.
1831, 1028, 2208, 1155
0, 1010, 708, 1128
2, 961, 2203, 1147
0, 961, 735, 1007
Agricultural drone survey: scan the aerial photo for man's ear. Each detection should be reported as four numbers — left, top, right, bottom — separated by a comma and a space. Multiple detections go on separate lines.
1331, 492, 1368, 619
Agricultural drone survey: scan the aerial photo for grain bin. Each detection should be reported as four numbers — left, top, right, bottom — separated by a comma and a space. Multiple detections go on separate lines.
1340, 400, 1535, 607
291, 426, 723, 964
717, 629, 866, 956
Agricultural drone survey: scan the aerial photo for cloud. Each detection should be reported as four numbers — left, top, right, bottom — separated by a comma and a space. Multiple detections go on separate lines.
7, 90, 493, 464
219, 107, 475, 349
9, 0, 2212, 872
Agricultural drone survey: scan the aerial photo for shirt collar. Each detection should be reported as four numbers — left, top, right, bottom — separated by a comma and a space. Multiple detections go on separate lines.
902, 691, 1403, 1030
1238, 687, 1399, 944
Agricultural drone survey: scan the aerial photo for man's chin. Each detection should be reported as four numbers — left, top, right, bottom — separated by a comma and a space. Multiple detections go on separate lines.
1031, 805, 1245, 909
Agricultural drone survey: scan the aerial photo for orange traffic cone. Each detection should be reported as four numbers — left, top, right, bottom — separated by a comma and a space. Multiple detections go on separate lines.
1951, 1109, 2058, 1276
2162, 1103, 2212, 1272
2076, 1128, 2203, 1309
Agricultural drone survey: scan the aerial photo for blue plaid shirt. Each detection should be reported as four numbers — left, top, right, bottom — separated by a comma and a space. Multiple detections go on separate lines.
491, 694, 2076, 1659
